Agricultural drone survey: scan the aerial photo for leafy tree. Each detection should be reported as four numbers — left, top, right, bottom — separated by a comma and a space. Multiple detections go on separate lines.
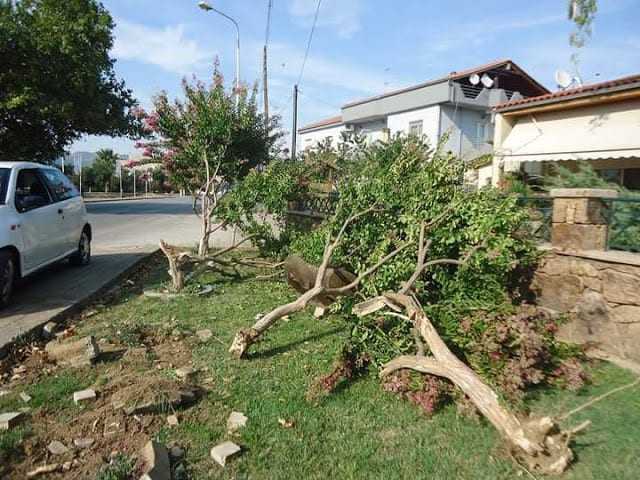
138, 66, 281, 256
0, 0, 141, 163
92, 149, 118, 192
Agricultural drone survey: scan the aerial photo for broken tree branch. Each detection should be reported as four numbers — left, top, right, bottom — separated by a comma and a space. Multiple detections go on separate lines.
229, 206, 404, 359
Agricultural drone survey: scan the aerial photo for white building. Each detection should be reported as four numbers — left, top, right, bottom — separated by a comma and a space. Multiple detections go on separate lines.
490, 73, 640, 190
298, 59, 548, 166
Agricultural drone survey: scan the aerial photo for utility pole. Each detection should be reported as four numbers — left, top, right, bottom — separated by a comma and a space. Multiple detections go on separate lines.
291, 84, 298, 160
263, 45, 269, 123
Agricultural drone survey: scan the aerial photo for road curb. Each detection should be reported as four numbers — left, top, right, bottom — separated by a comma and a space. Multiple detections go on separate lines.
83, 195, 179, 204
0, 249, 160, 360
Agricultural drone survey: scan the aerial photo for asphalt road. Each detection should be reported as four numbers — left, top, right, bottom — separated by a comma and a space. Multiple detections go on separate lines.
0, 196, 236, 352
86, 196, 235, 251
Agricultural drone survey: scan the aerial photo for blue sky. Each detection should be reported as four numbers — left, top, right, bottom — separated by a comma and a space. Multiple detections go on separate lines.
73, 0, 640, 155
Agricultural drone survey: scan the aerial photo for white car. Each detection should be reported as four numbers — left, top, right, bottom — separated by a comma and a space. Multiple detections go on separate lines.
0, 162, 92, 307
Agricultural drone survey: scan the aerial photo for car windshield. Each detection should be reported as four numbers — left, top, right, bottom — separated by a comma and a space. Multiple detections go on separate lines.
0, 168, 9, 205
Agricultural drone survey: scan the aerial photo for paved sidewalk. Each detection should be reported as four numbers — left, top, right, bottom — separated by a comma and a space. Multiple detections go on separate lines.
0, 246, 152, 354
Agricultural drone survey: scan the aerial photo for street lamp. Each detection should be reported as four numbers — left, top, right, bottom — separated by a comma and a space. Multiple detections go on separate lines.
198, 1, 240, 106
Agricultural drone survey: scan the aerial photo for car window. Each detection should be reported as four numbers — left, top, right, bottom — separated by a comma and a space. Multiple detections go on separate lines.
0, 168, 9, 205
15, 169, 53, 213
39, 168, 79, 202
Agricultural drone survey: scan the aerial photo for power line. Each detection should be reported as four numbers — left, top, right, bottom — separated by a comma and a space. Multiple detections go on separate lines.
296, 0, 322, 87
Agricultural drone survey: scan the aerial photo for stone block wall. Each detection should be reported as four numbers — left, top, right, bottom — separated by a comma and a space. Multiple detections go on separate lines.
533, 249, 640, 362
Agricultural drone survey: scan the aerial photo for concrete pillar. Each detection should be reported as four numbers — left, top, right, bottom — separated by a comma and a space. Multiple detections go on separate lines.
549, 188, 618, 251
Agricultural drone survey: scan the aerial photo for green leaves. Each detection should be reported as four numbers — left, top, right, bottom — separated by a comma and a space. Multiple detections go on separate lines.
0, 0, 141, 162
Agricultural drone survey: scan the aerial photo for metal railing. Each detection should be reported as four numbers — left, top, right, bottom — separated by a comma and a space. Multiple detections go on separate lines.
289, 192, 339, 217
516, 196, 553, 243
603, 197, 640, 252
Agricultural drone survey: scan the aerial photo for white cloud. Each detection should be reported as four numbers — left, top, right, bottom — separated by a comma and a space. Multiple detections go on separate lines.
112, 19, 212, 74
289, 0, 363, 38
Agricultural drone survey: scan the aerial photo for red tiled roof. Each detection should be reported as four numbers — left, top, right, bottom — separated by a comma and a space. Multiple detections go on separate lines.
298, 115, 343, 132
495, 73, 640, 111
342, 59, 548, 108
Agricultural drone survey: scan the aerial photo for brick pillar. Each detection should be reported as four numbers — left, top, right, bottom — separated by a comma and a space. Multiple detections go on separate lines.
549, 188, 618, 251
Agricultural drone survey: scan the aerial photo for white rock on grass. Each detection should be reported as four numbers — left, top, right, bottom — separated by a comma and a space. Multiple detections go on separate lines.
195, 329, 213, 343
20, 392, 32, 403
175, 367, 196, 381
73, 438, 95, 449
210, 441, 241, 467
166, 415, 179, 427
47, 440, 69, 456
226, 411, 248, 433
0, 412, 23, 430
73, 389, 97, 405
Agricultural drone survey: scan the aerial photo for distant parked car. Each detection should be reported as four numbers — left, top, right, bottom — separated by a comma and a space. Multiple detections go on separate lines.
0, 162, 92, 307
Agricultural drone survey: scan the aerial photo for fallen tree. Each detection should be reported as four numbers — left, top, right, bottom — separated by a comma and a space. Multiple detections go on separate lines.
228, 136, 593, 474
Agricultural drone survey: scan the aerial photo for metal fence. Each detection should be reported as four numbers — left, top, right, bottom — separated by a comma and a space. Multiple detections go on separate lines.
604, 197, 640, 252
516, 196, 553, 243
289, 192, 339, 216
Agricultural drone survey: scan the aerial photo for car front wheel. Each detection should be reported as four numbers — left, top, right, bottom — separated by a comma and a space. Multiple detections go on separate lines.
70, 231, 91, 266
0, 251, 16, 307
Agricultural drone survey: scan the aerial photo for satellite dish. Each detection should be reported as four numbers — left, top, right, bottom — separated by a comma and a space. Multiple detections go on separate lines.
469, 73, 480, 86
555, 69, 573, 89
481, 73, 494, 88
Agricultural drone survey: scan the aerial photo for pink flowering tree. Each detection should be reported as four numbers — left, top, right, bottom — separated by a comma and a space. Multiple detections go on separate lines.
138, 64, 281, 256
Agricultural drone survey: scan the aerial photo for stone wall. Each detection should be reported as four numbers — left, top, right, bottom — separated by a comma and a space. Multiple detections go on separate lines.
533, 249, 640, 362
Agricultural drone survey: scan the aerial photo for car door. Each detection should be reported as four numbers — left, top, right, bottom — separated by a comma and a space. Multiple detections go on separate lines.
39, 167, 83, 254
15, 168, 65, 271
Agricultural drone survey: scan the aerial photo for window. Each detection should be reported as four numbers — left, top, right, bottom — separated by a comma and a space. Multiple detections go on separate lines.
15, 169, 52, 212
475, 122, 490, 147
598, 169, 622, 184
408, 120, 423, 137
623, 168, 640, 191
39, 168, 79, 201
0, 168, 9, 205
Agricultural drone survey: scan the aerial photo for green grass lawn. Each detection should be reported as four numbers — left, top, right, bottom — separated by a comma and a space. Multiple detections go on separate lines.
3, 256, 640, 479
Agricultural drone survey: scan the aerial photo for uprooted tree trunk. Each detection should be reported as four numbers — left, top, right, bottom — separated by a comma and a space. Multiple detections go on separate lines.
355, 223, 583, 475
229, 207, 411, 358
159, 234, 256, 292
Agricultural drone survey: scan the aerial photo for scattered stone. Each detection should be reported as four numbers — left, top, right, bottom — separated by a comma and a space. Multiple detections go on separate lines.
196, 285, 214, 296
210, 441, 241, 467
313, 306, 326, 318
227, 411, 248, 433
169, 445, 185, 459
0, 390, 9, 398
45, 336, 100, 367
47, 440, 69, 456
42, 322, 58, 339
62, 461, 72, 471
278, 418, 295, 428
175, 367, 196, 381
73, 438, 95, 450
139, 441, 171, 480
0, 411, 24, 430
20, 392, 32, 403
14, 365, 27, 374
103, 421, 122, 437
196, 329, 212, 342
167, 415, 179, 427
26, 464, 59, 478
73, 389, 97, 405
